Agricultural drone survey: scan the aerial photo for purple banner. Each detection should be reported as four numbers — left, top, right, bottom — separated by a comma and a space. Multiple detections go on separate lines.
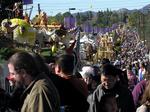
112, 23, 118, 30
99, 28, 105, 34
93, 26, 100, 34
82, 23, 93, 33
64, 17, 76, 29
23, 0, 33, 5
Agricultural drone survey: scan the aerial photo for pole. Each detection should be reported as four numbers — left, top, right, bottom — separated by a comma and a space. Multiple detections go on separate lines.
76, 26, 81, 57
29, 6, 33, 20
141, 13, 145, 46
73, 26, 81, 75
38, 4, 41, 15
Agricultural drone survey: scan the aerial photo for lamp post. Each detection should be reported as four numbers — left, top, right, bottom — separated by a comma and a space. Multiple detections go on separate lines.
68, 8, 76, 28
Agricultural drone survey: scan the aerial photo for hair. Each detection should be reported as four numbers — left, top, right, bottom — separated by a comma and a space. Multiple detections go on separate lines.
55, 54, 75, 75
140, 62, 147, 70
126, 64, 132, 70
144, 64, 150, 80
141, 65, 150, 105
141, 80, 150, 105
101, 58, 110, 65
101, 64, 118, 77
8, 52, 40, 77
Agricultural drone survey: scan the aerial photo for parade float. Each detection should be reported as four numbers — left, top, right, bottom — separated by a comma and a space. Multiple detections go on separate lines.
98, 34, 115, 60
91, 33, 115, 64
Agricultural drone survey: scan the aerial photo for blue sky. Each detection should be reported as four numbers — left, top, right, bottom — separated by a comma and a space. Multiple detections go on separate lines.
24, 0, 150, 18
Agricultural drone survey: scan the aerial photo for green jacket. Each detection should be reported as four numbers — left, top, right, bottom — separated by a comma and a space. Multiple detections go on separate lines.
21, 73, 60, 112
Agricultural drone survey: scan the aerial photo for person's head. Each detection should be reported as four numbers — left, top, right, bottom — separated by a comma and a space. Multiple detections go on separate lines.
126, 65, 133, 74
80, 66, 95, 85
141, 65, 150, 105
140, 62, 146, 69
144, 64, 150, 80
100, 64, 118, 89
7, 52, 40, 86
55, 54, 75, 77
100, 94, 118, 112
101, 58, 110, 66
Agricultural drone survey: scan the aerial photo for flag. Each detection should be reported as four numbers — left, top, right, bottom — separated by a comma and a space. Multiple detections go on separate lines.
64, 16, 76, 29
83, 23, 93, 33
23, 0, 33, 5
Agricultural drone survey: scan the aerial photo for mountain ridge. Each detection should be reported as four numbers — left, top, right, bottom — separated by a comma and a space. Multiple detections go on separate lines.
72, 4, 150, 15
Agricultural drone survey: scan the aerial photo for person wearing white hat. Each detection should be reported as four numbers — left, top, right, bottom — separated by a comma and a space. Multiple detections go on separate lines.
80, 66, 99, 93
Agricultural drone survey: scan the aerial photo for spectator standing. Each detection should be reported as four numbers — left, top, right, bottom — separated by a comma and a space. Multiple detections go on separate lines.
80, 66, 99, 94
52, 54, 89, 112
7, 52, 60, 112
87, 64, 135, 112
126, 65, 138, 91
132, 64, 150, 109
136, 80, 150, 112
138, 62, 147, 81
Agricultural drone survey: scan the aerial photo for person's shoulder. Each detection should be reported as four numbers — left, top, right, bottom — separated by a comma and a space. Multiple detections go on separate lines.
33, 73, 56, 89
138, 80, 147, 85
93, 84, 103, 92
116, 83, 131, 94
136, 105, 147, 112
87, 84, 106, 105
134, 80, 147, 89
91, 84, 104, 98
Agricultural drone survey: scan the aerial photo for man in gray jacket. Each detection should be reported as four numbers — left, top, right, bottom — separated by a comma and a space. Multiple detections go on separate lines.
87, 64, 135, 112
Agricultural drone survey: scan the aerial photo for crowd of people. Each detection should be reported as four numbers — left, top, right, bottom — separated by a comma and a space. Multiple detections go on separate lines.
0, 45, 149, 112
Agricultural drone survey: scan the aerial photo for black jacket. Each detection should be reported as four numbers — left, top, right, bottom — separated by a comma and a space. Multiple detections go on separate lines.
50, 74, 89, 112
